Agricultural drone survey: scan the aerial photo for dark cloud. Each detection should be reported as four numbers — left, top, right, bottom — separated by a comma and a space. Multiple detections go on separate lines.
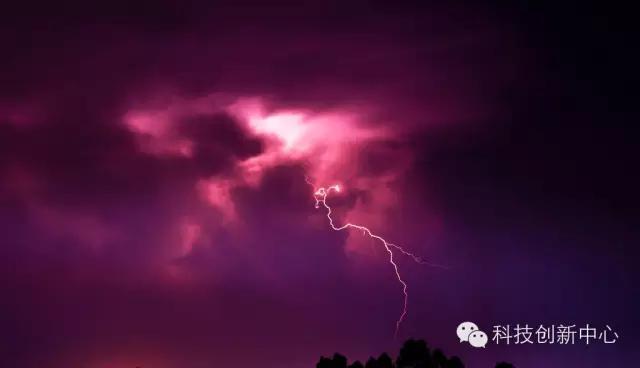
179, 113, 264, 175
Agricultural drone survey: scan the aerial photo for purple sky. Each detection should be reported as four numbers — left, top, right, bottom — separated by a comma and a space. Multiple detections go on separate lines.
1, 2, 638, 368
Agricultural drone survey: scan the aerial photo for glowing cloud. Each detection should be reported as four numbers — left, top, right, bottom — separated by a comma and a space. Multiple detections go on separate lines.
123, 96, 400, 225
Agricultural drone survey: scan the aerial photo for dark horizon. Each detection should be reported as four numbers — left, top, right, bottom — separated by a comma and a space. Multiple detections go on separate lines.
1, 1, 638, 367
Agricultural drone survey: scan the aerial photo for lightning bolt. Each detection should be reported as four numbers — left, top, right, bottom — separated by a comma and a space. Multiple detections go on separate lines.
311, 183, 447, 338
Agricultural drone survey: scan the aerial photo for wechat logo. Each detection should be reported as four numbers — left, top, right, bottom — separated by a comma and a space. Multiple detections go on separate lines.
457, 321, 488, 348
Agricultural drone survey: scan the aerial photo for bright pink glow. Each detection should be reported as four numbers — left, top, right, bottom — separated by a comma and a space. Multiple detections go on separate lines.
230, 98, 390, 184
123, 97, 398, 223
196, 179, 238, 224
250, 111, 308, 150
179, 221, 201, 256
312, 184, 437, 338
124, 111, 194, 157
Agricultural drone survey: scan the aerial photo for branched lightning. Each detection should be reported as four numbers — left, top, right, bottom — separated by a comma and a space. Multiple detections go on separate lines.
310, 183, 447, 338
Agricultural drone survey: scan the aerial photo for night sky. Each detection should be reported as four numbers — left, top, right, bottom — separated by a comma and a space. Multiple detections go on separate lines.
1, 2, 638, 368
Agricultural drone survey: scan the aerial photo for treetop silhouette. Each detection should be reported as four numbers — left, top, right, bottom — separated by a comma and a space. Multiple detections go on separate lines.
316, 339, 515, 368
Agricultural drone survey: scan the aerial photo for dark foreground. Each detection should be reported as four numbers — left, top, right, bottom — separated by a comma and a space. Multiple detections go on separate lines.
317, 339, 514, 368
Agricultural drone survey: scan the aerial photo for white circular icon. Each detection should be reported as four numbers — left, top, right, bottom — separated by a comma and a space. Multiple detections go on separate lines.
456, 321, 479, 342
468, 330, 488, 348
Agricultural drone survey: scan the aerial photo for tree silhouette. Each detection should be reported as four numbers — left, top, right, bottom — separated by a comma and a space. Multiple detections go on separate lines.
317, 356, 334, 368
447, 356, 464, 368
432, 349, 447, 367
377, 353, 394, 368
495, 363, 515, 368
364, 357, 378, 368
317, 353, 348, 368
396, 339, 432, 368
316, 339, 515, 368
362, 353, 394, 368
332, 353, 348, 368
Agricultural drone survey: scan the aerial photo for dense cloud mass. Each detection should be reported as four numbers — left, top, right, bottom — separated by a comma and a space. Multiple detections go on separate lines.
1, 2, 638, 368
